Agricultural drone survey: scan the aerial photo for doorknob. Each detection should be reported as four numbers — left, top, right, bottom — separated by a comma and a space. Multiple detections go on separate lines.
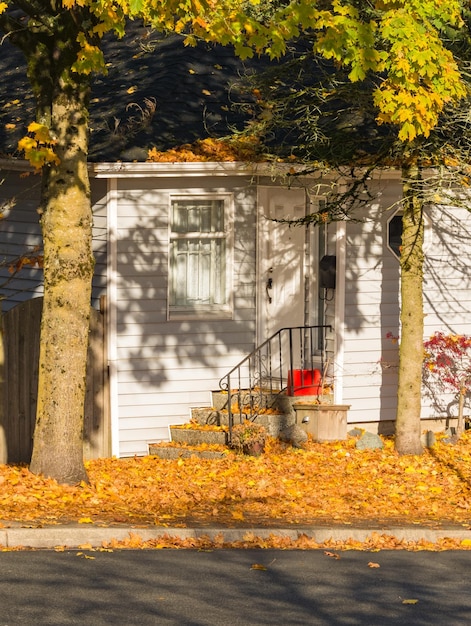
266, 277, 273, 303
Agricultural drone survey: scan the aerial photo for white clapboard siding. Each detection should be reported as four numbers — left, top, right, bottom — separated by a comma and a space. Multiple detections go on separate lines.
0, 169, 107, 310
343, 178, 471, 428
118, 388, 216, 405
117, 416, 196, 431
117, 377, 226, 397
117, 366, 227, 383
113, 175, 258, 456
420, 205, 471, 420
343, 179, 405, 424
118, 405, 198, 421
0, 170, 43, 309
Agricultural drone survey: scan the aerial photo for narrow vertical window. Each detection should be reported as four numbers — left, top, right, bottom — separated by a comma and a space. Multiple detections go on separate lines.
387, 209, 431, 261
169, 198, 231, 318
387, 212, 403, 259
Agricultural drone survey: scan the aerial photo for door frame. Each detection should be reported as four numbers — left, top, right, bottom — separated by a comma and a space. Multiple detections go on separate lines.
256, 185, 314, 345
256, 184, 346, 404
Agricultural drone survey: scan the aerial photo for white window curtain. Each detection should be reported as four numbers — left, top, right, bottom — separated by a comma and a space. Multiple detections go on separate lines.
170, 199, 227, 311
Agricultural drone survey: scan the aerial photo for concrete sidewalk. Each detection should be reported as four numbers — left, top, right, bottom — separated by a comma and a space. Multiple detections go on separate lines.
1, 523, 470, 549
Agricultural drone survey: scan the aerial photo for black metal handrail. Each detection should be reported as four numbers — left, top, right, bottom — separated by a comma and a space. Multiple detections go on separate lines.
218, 325, 332, 438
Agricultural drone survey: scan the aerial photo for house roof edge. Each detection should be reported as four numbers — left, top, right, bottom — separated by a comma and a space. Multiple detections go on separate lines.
90, 161, 405, 180
0, 157, 404, 181
90, 161, 258, 178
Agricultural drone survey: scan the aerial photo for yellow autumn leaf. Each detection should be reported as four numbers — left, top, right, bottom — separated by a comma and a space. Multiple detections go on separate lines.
402, 599, 419, 605
75, 552, 95, 559
78, 517, 94, 524
127, 85, 138, 94
18, 136, 37, 152
250, 563, 267, 570
324, 551, 340, 559
27, 121, 55, 143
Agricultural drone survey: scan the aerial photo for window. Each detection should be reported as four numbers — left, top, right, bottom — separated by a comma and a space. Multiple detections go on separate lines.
387, 212, 403, 259
169, 197, 232, 318
387, 209, 432, 261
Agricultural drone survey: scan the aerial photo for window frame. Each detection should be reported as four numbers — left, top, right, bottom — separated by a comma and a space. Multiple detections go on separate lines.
167, 193, 234, 320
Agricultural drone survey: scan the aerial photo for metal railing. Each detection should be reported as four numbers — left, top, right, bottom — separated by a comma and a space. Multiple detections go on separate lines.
218, 325, 332, 438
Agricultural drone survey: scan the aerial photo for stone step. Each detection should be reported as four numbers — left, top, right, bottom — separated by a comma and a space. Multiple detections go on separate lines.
191, 408, 232, 427
211, 389, 283, 411
190, 408, 293, 438
211, 389, 333, 414
151, 390, 337, 456
148, 443, 228, 460
169, 425, 228, 446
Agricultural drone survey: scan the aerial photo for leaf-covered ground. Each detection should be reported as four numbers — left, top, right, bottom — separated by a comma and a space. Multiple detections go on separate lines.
1, 432, 471, 534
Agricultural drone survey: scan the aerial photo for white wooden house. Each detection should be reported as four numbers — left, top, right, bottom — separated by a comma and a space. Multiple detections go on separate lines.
2, 159, 471, 457
90, 164, 471, 455
1, 25, 471, 459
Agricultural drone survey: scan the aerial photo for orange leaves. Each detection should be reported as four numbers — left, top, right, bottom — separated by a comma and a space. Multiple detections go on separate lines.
147, 137, 264, 163
99, 531, 471, 551
1, 432, 471, 535
174, 421, 226, 432
324, 550, 340, 559
8, 248, 43, 274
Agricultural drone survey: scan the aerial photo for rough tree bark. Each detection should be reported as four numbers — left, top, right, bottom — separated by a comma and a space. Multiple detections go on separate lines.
11, 18, 95, 484
395, 160, 424, 455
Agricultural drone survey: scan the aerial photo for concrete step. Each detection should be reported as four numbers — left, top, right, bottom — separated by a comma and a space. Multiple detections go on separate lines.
211, 389, 334, 415
148, 443, 228, 460
211, 389, 283, 412
155, 390, 337, 456
169, 425, 228, 446
190, 408, 234, 427
190, 408, 293, 438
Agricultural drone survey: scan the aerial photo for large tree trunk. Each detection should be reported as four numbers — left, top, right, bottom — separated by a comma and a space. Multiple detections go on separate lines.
395, 162, 424, 455
1, 7, 100, 483
29, 63, 93, 484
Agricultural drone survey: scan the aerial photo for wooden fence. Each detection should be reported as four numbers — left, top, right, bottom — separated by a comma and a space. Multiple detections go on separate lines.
0, 297, 110, 464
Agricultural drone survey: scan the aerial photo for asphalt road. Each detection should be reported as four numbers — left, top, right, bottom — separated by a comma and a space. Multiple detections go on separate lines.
0, 549, 469, 625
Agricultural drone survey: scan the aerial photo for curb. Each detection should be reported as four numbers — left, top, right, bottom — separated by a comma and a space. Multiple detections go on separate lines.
1, 525, 471, 549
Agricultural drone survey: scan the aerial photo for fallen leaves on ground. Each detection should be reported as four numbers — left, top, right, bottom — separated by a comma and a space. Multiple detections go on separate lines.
1, 432, 471, 551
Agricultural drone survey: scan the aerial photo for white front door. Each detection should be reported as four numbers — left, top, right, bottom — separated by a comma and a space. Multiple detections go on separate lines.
257, 187, 309, 343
